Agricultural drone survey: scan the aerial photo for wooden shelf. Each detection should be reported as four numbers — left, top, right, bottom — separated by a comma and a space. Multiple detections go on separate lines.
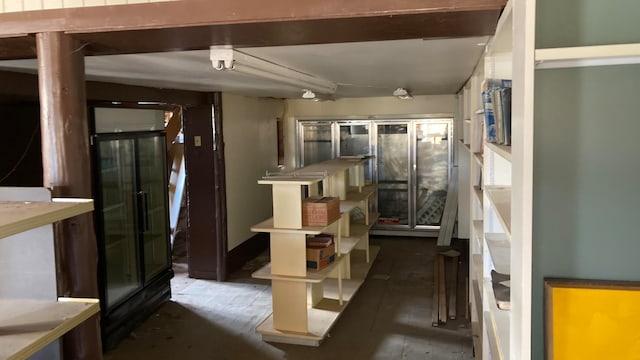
0, 199, 94, 240
473, 220, 483, 251
472, 254, 483, 284
485, 186, 512, 237
344, 184, 377, 204
485, 233, 511, 275
0, 298, 99, 360
473, 152, 484, 167
256, 246, 379, 346
484, 279, 510, 360
459, 139, 471, 152
475, 109, 485, 114
485, 142, 512, 162
473, 185, 483, 208
471, 278, 482, 319
487, 0, 512, 55
535, 43, 640, 69
471, 320, 482, 357
252, 255, 347, 284
250, 217, 337, 235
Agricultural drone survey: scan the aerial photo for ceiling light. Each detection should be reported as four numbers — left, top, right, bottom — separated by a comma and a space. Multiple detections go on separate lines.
393, 87, 413, 100
302, 89, 316, 99
210, 46, 337, 95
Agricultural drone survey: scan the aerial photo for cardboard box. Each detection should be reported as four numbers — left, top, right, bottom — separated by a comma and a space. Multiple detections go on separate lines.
302, 196, 341, 226
306, 243, 336, 270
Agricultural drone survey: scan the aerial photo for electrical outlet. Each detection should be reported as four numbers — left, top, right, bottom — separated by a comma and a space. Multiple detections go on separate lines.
194, 135, 202, 147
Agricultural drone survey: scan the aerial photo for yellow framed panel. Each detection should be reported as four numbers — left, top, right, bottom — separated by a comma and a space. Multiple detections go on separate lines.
545, 278, 640, 360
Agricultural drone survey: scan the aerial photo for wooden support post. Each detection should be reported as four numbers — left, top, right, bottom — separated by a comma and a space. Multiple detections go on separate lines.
437, 254, 447, 324
36, 31, 102, 360
448, 253, 459, 320
432, 256, 440, 327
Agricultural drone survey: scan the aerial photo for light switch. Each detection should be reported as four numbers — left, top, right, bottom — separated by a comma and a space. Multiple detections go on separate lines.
194, 135, 202, 147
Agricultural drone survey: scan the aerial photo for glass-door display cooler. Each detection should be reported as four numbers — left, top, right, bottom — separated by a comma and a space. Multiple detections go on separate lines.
90, 106, 173, 349
298, 117, 452, 234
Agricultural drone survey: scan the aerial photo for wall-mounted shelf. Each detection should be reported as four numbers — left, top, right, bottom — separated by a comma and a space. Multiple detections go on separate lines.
535, 43, 640, 69
485, 143, 512, 162
485, 187, 512, 237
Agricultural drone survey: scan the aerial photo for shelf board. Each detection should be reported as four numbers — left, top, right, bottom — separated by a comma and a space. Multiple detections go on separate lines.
0, 298, 100, 360
256, 246, 379, 346
258, 178, 322, 185
472, 254, 483, 284
475, 109, 484, 115
471, 278, 482, 320
251, 217, 336, 235
485, 187, 512, 237
471, 320, 482, 357
487, 0, 513, 55
485, 233, 511, 275
252, 255, 347, 283
535, 43, 640, 69
459, 140, 471, 153
464, 119, 472, 124
473, 185, 483, 208
344, 184, 377, 203
484, 279, 510, 360
473, 152, 484, 166
0, 199, 94, 240
485, 142, 512, 162
472, 220, 483, 251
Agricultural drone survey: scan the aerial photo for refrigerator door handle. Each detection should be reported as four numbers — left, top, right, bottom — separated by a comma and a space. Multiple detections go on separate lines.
137, 191, 150, 232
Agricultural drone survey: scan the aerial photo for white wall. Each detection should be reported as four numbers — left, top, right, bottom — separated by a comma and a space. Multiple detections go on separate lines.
222, 93, 284, 251
0, 0, 171, 13
284, 95, 456, 168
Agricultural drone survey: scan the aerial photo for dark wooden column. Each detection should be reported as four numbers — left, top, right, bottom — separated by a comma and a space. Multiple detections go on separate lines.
36, 32, 102, 360
183, 94, 228, 280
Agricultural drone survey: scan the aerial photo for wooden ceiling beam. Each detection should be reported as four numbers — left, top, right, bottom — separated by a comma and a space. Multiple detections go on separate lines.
0, 0, 505, 59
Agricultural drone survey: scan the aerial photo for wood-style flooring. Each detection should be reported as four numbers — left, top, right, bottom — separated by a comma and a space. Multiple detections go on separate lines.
104, 236, 473, 360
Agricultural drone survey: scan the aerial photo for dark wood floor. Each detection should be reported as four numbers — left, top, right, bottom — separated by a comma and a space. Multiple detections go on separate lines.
104, 236, 473, 360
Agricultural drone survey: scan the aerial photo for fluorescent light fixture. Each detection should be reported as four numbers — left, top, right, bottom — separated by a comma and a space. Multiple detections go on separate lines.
210, 46, 337, 95
393, 87, 413, 100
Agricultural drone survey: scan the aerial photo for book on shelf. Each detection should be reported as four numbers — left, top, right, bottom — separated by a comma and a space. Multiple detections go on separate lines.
305, 233, 334, 249
491, 269, 511, 310
481, 79, 512, 145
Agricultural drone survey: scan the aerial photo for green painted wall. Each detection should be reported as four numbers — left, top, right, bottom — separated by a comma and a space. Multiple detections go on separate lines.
536, 0, 640, 48
532, 64, 640, 359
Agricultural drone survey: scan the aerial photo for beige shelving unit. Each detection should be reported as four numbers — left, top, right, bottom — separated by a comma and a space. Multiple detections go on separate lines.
0, 188, 100, 360
251, 158, 379, 346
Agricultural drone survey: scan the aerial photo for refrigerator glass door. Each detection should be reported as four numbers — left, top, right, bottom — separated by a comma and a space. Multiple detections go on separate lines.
301, 123, 333, 166
338, 123, 372, 181
415, 121, 451, 227
376, 123, 410, 227
137, 135, 171, 282
97, 138, 142, 308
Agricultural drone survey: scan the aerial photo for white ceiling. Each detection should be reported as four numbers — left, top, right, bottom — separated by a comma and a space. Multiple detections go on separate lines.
0, 36, 488, 99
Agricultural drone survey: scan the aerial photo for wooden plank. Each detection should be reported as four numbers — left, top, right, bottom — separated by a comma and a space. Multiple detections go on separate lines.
0, 298, 99, 360
485, 233, 511, 275
437, 255, 447, 324
432, 257, 440, 326
437, 167, 457, 246
0, 199, 93, 240
485, 142, 512, 161
252, 255, 347, 283
448, 255, 459, 320
250, 218, 336, 234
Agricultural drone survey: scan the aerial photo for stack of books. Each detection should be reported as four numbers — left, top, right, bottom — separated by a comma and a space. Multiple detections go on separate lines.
482, 79, 513, 146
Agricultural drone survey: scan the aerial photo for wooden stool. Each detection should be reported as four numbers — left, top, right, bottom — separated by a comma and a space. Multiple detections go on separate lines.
432, 248, 460, 326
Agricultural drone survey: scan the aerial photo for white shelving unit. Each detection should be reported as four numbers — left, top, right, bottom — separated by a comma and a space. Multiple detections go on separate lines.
458, 1, 514, 359
251, 158, 379, 346
0, 188, 100, 360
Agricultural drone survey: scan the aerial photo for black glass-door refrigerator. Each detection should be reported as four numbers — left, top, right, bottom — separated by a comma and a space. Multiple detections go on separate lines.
91, 106, 173, 349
